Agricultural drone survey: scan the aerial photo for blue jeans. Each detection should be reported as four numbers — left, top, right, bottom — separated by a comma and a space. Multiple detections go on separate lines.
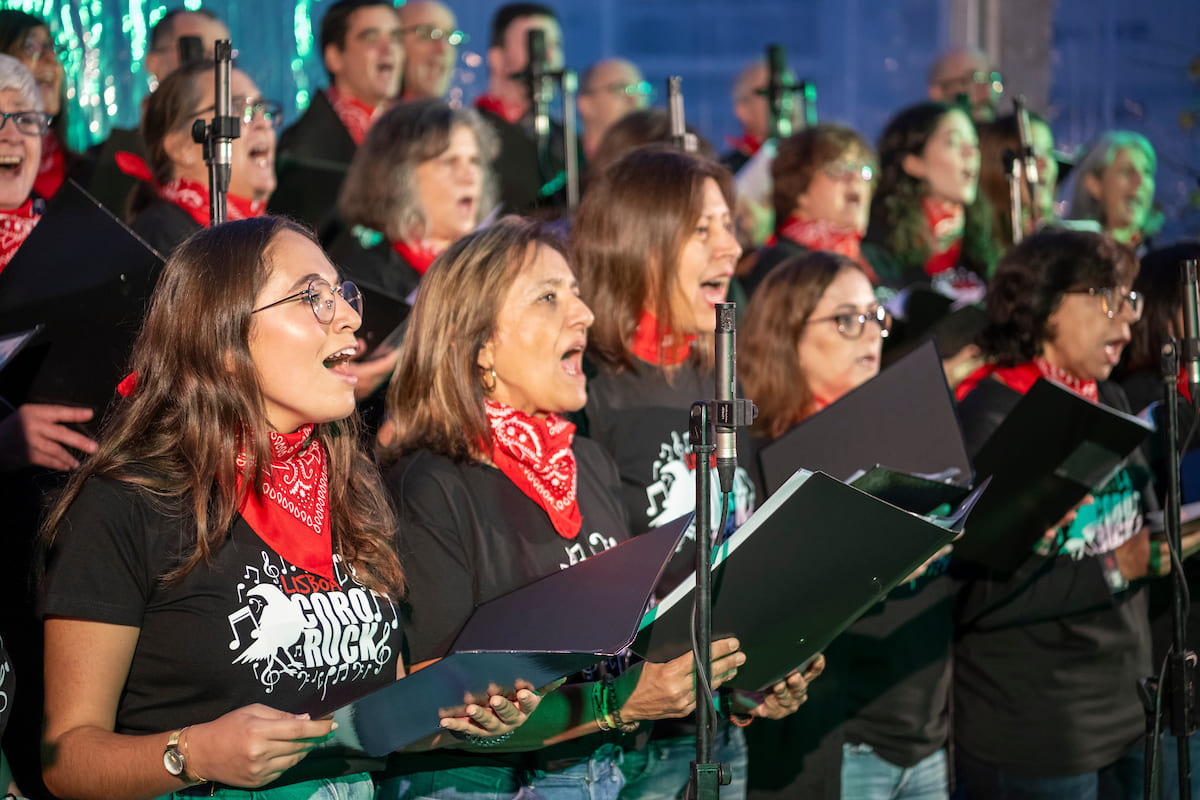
841, 744, 947, 800
374, 746, 624, 800
522, 744, 626, 800
618, 726, 748, 800
955, 744, 1144, 800
1159, 731, 1200, 798
166, 772, 374, 799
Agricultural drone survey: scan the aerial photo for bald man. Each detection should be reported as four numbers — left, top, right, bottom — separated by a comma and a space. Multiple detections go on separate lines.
927, 45, 1001, 122
398, 0, 460, 100
577, 57, 650, 158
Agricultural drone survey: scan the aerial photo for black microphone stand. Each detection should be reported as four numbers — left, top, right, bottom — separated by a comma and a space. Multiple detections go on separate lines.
191, 40, 239, 225
516, 30, 580, 211
687, 303, 756, 800
1143, 335, 1197, 800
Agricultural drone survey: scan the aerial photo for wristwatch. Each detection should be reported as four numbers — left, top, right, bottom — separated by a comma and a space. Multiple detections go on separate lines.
163, 729, 190, 781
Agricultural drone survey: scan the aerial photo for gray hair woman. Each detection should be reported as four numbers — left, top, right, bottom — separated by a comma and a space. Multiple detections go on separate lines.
329, 99, 498, 301
0, 52, 44, 213
1068, 130, 1160, 247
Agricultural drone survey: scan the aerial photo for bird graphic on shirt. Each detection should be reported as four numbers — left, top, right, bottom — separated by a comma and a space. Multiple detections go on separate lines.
232, 584, 307, 675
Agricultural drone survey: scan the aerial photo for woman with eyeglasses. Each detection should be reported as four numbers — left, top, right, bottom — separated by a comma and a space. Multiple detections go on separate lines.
953, 229, 1165, 799
38, 217, 535, 800
862, 102, 996, 307
121, 60, 280, 256
0, 9, 79, 200
740, 125, 878, 298
740, 252, 958, 800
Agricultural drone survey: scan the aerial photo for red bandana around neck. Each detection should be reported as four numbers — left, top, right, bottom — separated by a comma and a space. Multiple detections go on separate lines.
485, 400, 582, 539
955, 357, 1099, 403
392, 239, 440, 276
115, 152, 265, 227
33, 132, 64, 200
474, 92, 525, 125
0, 198, 41, 272
922, 197, 965, 277
327, 86, 383, 146
631, 311, 695, 367
724, 132, 765, 159
236, 424, 336, 581
772, 216, 877, 283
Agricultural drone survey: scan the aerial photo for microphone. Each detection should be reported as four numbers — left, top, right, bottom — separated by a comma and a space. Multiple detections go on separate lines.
666, 76, 697, 153
1183, 259, 1200, 400
715, 303, 738, 494
764, 44, 792, 139
522, 28, 551, 139
1013, 95, 1042, 229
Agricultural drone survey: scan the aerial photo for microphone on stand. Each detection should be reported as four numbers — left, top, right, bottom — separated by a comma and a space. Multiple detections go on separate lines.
521, 29, 552, 143
1013, 95, 1042, 230
191, 39, 239, 225
1183, 259, 1200, 402
763, 44, 794, 140
666, 76, 697, 153
715, 304, 738, 496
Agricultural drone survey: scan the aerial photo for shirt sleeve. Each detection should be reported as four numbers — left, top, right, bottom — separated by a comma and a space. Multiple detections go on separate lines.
41, 478, 167, 627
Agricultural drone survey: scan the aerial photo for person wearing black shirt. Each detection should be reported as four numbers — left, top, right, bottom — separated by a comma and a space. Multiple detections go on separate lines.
573, 148, 823, 800
39, 217, 531, 800
953, 229, 1167, 799
374, 217, 794, 800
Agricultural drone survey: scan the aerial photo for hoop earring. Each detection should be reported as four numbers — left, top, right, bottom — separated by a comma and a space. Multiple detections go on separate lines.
482, 368, 497, 393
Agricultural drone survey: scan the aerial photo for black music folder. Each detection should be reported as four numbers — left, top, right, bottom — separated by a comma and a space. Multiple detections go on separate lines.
757, 340, 972, 495
353, 278, 411, 357
317, 515, 692, 756
632, 469, 980, 693
953, 378, 1152, 574
0, 180, 163, 431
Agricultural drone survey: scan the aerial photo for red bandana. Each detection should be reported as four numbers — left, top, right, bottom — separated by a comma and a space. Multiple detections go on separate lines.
1179, 367, 1193, 405
392, 239, 440, 276
0, 198, 41, 272
771, 216, 877, 283
236, 425, 335, 581
485, 400, 582, 539
33, 132, 64, 200
922, 197, 964, 277
474, 92, 525, 124
631, 311, 695, 367
326, 86, 383, 146
723, 132, 765, 159
115, 152, 265, 227
955, 357, 1098, 403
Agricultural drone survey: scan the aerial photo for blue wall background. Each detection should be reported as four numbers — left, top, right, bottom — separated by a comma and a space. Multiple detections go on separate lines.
5, 0, 1199, 240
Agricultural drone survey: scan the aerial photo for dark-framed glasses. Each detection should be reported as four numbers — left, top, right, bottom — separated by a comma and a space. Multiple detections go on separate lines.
0, 111, 52, 137
401, 24, 467, 46
191, 96, 283, 128
253, 280, 362, 324
822, 160, 875, 183
807, 305, 893, 339
1063, 287, 1143, 321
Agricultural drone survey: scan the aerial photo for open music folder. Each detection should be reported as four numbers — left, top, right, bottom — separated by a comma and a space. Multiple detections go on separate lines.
953, 378, 1152, 574
0, 180, 163, 432
633, 469, 983, 693
315, 515, 691, 756
757, 340, 973, 495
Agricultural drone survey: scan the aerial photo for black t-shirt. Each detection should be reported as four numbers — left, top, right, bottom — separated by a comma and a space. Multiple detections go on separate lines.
0, 633, 13, 741
582, 358, 756, 539
380, 438, 631, 775
129, 198, 202, 259
953, 377, 1154, 776
41, 477, 403, 780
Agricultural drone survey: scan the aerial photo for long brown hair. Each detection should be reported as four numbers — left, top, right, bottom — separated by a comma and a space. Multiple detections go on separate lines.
381, 216, 568, 463
572, 146, 733, 373
43, 217, 403, 595
741, 251, 863, 439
